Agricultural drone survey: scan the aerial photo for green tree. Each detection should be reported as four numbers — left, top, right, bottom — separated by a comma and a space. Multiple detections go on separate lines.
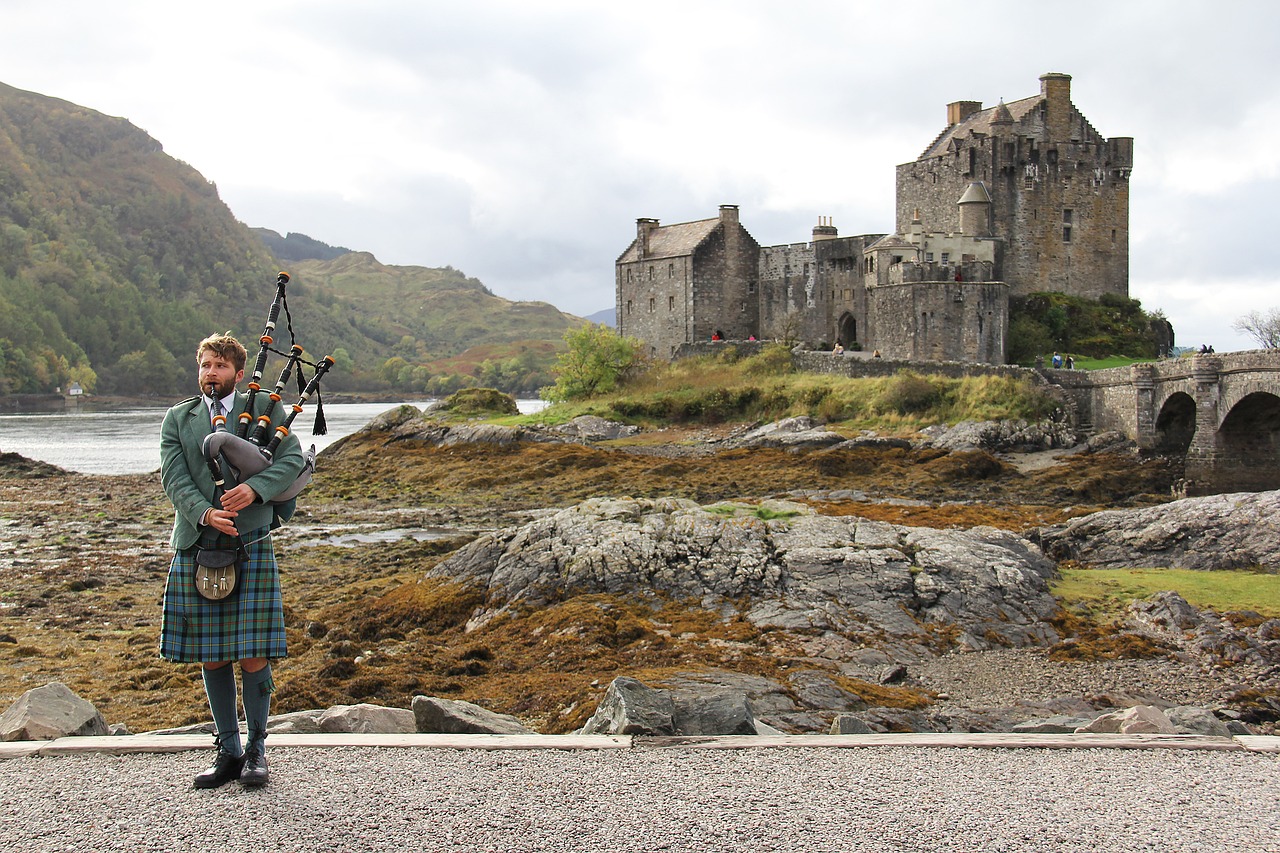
543, 324, 644, 402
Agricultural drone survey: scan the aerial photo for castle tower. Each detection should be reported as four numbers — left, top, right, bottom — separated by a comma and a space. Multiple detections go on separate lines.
958, 182, 992, 237
896, 71, 1132, 300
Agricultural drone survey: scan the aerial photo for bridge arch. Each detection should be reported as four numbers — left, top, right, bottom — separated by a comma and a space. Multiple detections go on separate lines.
1212, 391, 1280, 492
1153, 391, 1196, 453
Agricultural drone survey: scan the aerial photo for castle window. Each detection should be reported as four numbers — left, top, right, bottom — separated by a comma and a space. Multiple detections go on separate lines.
649, 298, 655, 312
668, 263, 675, 278
748, 281, 756, 294
941, 252, 950, 264
648, 266, 654, 281
1111, 229, 1117, 244
626, 300, 633, 315
627, 269, 633, 283
1062, 226, 1072, 243
1062, 209, 1073, 224
925, 252, 934, 262
668, 295, 675, 311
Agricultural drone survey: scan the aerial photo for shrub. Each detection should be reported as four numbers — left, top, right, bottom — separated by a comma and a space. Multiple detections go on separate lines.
880, 371, 942, 415
741, 344, 794, 376
443, 387, 519, 416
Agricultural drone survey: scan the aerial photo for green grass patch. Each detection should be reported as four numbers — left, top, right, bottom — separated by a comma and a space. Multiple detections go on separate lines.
1053, 567, 1280, 621
1068, 355, 1155, 371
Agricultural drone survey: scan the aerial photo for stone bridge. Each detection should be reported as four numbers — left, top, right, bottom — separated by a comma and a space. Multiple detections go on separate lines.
1049, 351, 1280, 495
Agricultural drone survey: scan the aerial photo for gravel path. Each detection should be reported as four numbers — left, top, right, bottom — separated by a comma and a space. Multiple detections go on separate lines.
911, 648, 1262, 710
2, 746, 1278, 852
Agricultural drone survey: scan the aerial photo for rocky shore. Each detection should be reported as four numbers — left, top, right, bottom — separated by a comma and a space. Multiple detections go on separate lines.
2, 410, 1278, 740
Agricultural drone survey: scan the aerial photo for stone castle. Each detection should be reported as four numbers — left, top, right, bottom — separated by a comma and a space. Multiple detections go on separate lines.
616, 72, 1133, 363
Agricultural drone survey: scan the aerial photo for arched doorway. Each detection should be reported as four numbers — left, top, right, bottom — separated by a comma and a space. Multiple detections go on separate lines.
837, 313, 857, 348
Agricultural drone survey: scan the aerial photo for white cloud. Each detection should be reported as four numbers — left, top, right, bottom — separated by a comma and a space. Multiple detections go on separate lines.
2, 0, 1278, 327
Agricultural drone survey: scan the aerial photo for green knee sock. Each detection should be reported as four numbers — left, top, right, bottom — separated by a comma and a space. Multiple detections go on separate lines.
241, 663, 274, 743
202, 665, 242, 756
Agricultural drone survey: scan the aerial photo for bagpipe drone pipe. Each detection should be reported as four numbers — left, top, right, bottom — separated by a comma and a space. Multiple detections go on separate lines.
202, 271, 337, 506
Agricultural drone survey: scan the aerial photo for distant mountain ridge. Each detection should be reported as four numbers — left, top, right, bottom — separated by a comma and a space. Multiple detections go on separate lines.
252, 228, 353, 262
0, 80, 582, 397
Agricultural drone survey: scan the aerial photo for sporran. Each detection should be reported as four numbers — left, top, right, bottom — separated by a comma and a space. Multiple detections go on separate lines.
193, 547, 240, 601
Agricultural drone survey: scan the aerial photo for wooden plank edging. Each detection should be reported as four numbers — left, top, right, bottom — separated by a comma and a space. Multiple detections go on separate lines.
2, 731, 1274, 759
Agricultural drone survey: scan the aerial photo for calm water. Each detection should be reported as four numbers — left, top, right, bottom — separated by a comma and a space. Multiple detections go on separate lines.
0, 399, 548, 475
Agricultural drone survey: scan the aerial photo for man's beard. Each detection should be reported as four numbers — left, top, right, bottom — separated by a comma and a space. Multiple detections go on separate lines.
204, 378, 235, 399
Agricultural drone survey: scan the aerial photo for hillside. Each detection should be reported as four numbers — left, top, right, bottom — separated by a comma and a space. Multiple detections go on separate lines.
0, 81, 583, 398
286, 253, 581, 395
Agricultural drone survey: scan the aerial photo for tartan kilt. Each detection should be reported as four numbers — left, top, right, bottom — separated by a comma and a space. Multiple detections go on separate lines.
159, 526, 287, 663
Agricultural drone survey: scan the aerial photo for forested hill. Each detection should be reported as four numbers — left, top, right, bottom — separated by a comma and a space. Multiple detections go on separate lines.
0, 81, 583, 398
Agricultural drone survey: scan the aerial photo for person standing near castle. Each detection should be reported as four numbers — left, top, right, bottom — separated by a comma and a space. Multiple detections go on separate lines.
159, 333, 305, 789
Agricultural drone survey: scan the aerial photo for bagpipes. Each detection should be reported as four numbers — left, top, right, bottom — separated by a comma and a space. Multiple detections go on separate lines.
202, 271, 336, 507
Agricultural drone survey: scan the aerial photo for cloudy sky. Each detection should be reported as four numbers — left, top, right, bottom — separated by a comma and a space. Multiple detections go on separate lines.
3, 0, 1277, 350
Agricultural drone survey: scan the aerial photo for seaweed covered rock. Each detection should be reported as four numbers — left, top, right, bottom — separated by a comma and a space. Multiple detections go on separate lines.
429, 497, 1061, 650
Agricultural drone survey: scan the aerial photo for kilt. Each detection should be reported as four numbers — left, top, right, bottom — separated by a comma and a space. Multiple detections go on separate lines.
159, 526, 287, 663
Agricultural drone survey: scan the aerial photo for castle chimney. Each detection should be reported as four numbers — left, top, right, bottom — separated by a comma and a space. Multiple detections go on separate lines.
636, 218, 658, 259
1039, 72, 1073, 142
947, 100, 982, 126
812, 216, 838, 241
718, 204, 739, 226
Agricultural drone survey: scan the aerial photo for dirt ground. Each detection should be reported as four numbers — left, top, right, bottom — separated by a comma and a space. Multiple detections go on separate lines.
0, 429, 1202, 735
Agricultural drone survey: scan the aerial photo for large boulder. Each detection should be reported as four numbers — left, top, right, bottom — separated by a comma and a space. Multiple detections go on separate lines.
318, 703, 416, 734
730, 417, 846, 451
579, 677, 676, 735
1075, 705, 1179, 735
917, 418, 1077, 453
0, 683, 109, 741
429, 497, 1061, 650
580, 676, 764, 736
1038, 491, 1280, 571
412, 696, 532, 734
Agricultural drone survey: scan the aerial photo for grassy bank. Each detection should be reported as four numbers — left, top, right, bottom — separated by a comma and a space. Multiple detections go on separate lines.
522, 346, 1062, 433
1053, 567, 1280, 622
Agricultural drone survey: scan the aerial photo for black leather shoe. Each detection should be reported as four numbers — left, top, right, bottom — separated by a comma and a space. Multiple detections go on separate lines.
193, 749, 244, 789
239, 743, 269, 788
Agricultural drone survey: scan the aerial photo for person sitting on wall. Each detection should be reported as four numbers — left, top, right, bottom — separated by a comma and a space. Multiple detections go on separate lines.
832, 342, 845, 355
872, 350, 881, 359
748, 334, 757, 342
711, 330, 723, 342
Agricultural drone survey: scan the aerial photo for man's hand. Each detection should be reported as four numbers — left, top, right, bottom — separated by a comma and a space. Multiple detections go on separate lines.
219, 483, 259, 513
205, 507, 240, 536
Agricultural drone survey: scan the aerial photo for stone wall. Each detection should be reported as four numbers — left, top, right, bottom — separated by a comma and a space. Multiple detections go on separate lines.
865, 280, 1008, 364
758, 243, 821, 344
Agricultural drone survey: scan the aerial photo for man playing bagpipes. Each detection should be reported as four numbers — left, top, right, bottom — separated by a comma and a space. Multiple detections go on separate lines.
158, 331, 308, 790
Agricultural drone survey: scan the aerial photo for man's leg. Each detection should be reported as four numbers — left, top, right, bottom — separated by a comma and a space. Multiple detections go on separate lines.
193, 661, 244, 789
239, 658, 273, 787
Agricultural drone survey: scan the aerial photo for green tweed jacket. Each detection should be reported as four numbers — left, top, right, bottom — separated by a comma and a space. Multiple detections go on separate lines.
160, 392, 306, 550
